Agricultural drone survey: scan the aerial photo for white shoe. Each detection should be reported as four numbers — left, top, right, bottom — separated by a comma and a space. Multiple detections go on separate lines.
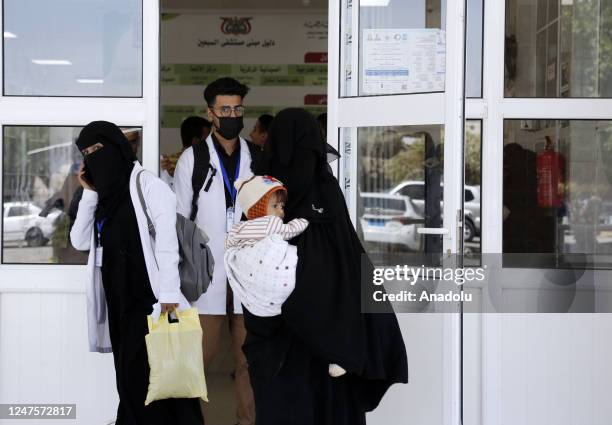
329, 363, 347, 377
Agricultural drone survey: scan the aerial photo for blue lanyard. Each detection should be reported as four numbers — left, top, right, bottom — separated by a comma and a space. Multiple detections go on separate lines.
213, 143, 241, 204
96, 219, 106, 246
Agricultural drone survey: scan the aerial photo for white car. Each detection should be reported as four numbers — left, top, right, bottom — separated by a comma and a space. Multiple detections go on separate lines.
359, 193, 424, 251
3, 202, 60, 247
388, 180, 481, 241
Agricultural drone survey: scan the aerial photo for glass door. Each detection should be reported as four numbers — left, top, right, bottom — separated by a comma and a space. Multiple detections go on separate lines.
328, 0, 467, 424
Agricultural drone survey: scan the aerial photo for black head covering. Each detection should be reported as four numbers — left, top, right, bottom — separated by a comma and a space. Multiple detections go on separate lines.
262, 108, 329, 213
76, 121, 136, 221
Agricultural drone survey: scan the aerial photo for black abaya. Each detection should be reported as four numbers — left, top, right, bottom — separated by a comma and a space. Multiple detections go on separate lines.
99, 192, 203, 425
242, 109, 408, 425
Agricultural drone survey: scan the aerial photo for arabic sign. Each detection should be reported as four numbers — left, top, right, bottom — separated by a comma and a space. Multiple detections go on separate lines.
161, 105, 327, 128
362, 28, 446, 95
160, 63, 327, 86
160, 12, 328, 144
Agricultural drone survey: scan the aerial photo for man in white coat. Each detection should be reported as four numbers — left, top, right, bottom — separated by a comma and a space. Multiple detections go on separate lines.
173, 78, 255, 425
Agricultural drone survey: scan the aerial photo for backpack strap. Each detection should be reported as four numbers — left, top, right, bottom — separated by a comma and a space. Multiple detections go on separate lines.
191, 142, 212, 221
136, 170, 156, 240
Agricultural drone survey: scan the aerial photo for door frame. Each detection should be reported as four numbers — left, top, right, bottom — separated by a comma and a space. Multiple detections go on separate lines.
326, 1, 467, 424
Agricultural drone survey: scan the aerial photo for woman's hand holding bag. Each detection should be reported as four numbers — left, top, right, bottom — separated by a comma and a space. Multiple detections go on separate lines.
144, 307, 208, 406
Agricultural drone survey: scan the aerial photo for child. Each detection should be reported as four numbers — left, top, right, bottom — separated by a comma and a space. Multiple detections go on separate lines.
224, 175, 346, 377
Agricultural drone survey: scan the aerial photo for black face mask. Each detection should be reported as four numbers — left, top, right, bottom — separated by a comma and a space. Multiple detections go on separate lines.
215, 116, 244, 140
84, 144, 129, 198
83, 163, 94, 184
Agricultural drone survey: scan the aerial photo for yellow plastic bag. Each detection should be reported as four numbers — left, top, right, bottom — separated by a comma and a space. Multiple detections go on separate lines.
145, 307, 208, 405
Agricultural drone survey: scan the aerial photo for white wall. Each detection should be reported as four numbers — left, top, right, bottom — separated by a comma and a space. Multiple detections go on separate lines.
0, 291, 117, 425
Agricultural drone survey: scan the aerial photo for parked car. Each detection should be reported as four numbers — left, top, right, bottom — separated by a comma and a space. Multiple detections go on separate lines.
3, 202, 60, 247
359, 193, 424, 251
388, 180, 481, 241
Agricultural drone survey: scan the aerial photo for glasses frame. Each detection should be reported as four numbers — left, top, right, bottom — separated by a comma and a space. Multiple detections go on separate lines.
208, 105, 245, 118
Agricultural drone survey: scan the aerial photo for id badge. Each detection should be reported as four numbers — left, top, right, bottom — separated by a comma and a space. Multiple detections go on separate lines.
226, 207, 235, 232
95, 246, 103, 267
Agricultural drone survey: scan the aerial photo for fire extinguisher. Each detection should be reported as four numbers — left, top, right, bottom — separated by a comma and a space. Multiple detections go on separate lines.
537, 136, 565, 208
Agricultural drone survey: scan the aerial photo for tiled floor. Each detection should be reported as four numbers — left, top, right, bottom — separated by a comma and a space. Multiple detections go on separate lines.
201, 319, 238, 425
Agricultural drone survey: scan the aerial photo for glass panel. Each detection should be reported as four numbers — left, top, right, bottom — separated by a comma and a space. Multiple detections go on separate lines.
3, 0, 142, 97
464, 120, 482, 263
503, 120, 612, 269
343, 125, 444, 264
505, 0, 612, 98
340, 0, 446, 97
2, 126, 142, 264
466, 0, 483, 98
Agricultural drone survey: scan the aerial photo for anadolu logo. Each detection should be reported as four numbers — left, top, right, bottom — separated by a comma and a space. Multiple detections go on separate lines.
220, 17, 253, 35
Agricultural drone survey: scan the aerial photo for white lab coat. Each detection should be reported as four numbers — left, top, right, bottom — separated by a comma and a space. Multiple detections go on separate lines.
160, 169, 174, 191
70, 162, 190, 353
174, 135, 253, 314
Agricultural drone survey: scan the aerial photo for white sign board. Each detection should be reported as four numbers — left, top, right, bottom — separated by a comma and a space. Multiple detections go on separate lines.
362, 28, 446, 95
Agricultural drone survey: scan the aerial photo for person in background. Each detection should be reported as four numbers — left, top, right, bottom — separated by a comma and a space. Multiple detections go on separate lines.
161, 117, 212, 191
70, 121, 203, 425
248, 114, 273, 174
173, 77, 255, 425
125, 128, 142, 157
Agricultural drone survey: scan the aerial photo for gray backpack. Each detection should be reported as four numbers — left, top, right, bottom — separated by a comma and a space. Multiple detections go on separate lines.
136, 170, 214, 301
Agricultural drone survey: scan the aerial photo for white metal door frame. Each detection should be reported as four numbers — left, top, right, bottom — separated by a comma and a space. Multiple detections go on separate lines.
327, 1, 467, 424
464, 2, 612, 425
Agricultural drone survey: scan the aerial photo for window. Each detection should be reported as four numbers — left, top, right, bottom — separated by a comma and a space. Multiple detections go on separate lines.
503, 119, 612, 269
398, 184, 425, 200
343, 124, 445, 263
505, 0, 612, 98
8, 206, 29, 217
3, 0, 143, 97
464, 120, 481, 261
2, 126, 142, 264
466, 0, 483, 97
341, 0, 446, 97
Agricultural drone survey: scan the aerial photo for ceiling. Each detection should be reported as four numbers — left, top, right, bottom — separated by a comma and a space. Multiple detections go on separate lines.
162, 0, 328, 10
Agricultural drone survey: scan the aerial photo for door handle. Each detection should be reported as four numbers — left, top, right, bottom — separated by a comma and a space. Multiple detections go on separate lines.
417, 228, 450, 235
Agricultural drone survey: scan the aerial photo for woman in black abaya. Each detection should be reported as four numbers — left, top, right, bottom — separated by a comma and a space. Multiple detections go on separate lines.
242, 108, 408, 425
73, 122, 203, 425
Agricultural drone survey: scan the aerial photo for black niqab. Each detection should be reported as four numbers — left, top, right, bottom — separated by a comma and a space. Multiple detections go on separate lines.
76, 121, 136, 221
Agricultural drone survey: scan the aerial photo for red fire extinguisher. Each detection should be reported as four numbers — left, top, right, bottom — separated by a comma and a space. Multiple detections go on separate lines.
537, 136, 565, 208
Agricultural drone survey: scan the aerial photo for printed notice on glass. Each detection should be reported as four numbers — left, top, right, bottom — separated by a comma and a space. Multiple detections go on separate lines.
362, 29, 446, 95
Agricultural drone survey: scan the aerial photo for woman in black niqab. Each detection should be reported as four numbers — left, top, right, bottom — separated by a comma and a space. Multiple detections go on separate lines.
75, 121, 203, 425
243, 108, 408, 425
76, 120, 136, 221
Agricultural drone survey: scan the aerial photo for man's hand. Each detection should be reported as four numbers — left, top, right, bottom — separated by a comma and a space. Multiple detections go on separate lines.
161, 303, 179, 314
160, 155, 171, 172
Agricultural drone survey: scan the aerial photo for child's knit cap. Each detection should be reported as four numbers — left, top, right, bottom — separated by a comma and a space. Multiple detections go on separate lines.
235, 175, 286, 219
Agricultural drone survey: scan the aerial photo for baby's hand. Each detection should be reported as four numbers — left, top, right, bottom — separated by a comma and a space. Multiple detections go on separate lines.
329, 363, 347, 378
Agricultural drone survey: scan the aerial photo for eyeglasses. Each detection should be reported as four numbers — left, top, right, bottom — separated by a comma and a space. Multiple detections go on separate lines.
209, 105, 245, 118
